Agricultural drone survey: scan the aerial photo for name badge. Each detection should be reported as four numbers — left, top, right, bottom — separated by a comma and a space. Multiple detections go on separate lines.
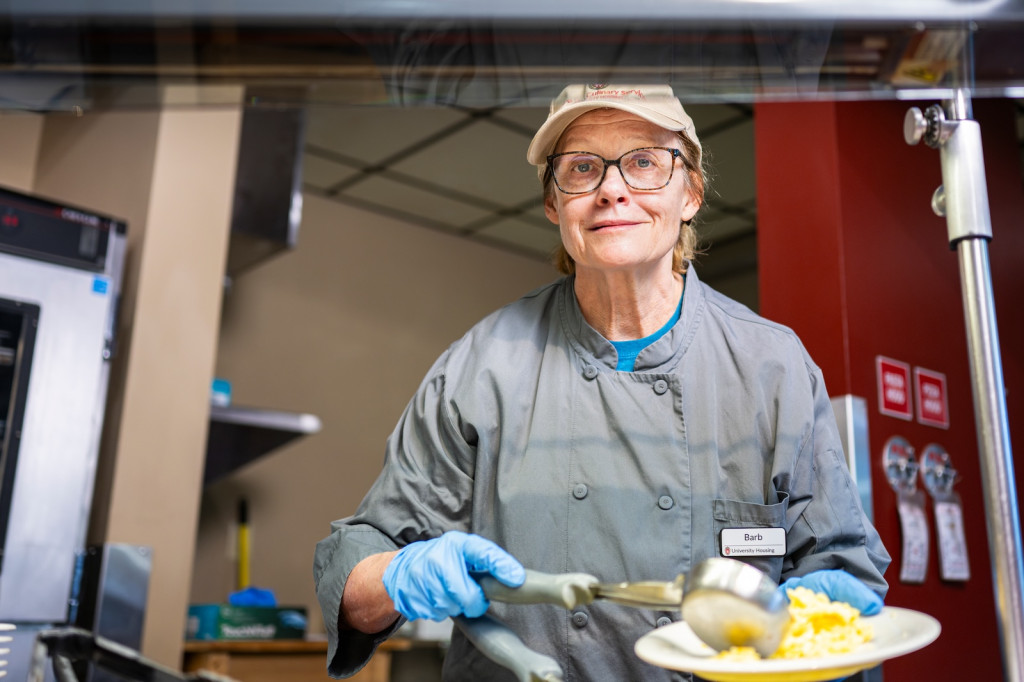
720, 528, 787, 557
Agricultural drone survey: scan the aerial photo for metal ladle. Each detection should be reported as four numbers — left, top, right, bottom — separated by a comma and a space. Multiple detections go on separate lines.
481, 557, 789, 656
456, 557, 790, 681
677, 558, 792, 656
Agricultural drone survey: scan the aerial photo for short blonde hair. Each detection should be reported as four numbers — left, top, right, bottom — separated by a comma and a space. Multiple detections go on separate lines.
546, 131, 705, 276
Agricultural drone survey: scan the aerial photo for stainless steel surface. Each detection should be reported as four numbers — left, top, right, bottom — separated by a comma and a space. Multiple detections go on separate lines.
90, 544, 152, 647
940, 119, 994, 243
906, 88, 1024, 680
101, 226, 127, 362
957, 237, 1024, 680
14, 625, 58, 682
905, 104, 955, 150
205, 405, 323, 484
0, 249, 123, 622
208, 405, 322, 432
593, 575, 686, 610
831, 395, 874, 522
904, 107, 929, 146
932, 185, 947, 217
73, 543, 152, 682
0, 9, 1022, 114
477, 568, 686, 610
14, 0, 1024, 22
680, 558, 790, 658
0, 623, 12, 678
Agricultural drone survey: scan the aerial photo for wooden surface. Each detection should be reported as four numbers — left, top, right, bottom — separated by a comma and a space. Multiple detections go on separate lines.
184, 639, 329, 654
182, 638, 419, 682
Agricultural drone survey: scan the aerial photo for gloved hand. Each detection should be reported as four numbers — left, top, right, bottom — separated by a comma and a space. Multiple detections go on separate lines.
382, 530, 526, 621
779, 570, 884, 615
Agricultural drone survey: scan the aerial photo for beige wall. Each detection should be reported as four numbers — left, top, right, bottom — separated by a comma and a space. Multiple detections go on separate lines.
95, 105, 241, 664
0, 112, 44, 192
28, 100, 242, 667
191, 192, 555, 632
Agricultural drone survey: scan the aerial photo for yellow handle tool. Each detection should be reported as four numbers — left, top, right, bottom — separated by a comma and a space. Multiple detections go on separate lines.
237, 499, 250, 590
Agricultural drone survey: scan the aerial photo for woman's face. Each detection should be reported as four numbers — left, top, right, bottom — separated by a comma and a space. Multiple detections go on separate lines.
544, 109, 700, 277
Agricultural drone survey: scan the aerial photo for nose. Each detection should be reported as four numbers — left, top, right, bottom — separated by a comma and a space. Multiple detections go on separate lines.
596, 163, 630, 203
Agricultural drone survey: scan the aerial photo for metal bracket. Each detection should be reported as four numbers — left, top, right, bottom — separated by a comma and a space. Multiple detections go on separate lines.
904, 100, 992, 244
920, 443, 959, 498
882, 435, 918, 494
904, 104, 953, 149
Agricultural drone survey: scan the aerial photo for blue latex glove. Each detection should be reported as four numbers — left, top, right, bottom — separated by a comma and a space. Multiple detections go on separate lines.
382, 530, 526, 621
780, 570, 884, 616
229, 586, 277, 607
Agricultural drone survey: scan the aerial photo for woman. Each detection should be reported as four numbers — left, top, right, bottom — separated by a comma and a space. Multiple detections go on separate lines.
314, 84, 890, 681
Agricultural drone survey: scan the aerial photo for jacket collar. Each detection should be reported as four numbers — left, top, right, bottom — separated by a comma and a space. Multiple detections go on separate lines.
558, 262, 705, 372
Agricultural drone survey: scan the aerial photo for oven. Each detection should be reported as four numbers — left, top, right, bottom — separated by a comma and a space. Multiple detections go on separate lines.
0, 185, 126, 680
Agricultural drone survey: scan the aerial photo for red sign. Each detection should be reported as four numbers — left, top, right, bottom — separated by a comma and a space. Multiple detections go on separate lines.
877, 356, 912, 420
915, 367, 950, 428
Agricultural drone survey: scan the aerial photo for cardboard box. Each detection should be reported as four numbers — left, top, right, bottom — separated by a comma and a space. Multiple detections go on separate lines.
187, 604, 307, 640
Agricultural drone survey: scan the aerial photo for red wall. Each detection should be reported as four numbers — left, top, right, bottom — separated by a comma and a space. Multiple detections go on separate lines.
756, 98, 1024, 679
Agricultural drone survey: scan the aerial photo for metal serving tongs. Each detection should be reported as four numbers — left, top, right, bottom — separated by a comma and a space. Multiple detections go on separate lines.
454, 557, 790, 682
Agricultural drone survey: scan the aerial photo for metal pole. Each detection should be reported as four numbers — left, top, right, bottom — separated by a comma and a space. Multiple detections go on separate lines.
956, 236, 1024, 681
906, 88, 1024, 681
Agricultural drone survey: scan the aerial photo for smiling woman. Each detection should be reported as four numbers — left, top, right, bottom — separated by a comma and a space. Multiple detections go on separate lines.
314, 83, 890, 682
535, 85, 707, 284
539, 107, 700, 340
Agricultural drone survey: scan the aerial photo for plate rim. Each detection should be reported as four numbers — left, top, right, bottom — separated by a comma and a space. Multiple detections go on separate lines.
635, 605, 942, 675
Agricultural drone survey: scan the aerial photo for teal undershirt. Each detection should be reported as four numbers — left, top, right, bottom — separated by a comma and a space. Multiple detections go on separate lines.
609, 285, 684, 372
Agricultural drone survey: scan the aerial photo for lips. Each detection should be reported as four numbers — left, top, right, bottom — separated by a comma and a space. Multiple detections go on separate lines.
590, 220, 639, 231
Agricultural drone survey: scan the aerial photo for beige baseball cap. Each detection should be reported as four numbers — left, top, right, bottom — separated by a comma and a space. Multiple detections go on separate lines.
526, 84, 701, 172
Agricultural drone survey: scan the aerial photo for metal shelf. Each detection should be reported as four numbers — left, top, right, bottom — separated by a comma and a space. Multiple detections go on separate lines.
204, 405, 321, 485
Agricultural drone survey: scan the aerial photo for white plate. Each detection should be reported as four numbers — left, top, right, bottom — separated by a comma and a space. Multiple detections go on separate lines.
635, 607, 941, 682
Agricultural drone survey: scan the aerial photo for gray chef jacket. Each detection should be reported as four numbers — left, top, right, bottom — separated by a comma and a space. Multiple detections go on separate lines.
314, 266, 890, 681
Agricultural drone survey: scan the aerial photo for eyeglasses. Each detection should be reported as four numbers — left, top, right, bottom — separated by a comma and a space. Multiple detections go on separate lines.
547, 146, 683, 195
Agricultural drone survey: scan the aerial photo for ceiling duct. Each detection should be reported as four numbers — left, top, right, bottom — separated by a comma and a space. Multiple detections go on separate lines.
226, 99, 307, 278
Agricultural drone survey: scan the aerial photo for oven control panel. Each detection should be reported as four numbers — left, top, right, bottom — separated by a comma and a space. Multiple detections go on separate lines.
0, 186, 125, 272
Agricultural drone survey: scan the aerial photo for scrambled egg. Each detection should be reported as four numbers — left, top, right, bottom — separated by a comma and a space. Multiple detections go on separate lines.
717, 586, 873, 661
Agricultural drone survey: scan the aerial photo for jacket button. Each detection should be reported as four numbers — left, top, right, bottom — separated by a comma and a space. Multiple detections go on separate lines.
583, 364, 599, 380
571, 611, 589, 628
658, 495, 674, 510
573, 484, 589, 500
653, 379, 669, 394
656, 616, 673, 628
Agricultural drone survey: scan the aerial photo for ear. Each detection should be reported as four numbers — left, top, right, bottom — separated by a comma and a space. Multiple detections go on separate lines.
680, 188, 701, 223
543, 193, 561, 226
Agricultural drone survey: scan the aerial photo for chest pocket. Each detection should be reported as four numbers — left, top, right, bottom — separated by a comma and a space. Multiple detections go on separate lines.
711, 493, 789, 581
